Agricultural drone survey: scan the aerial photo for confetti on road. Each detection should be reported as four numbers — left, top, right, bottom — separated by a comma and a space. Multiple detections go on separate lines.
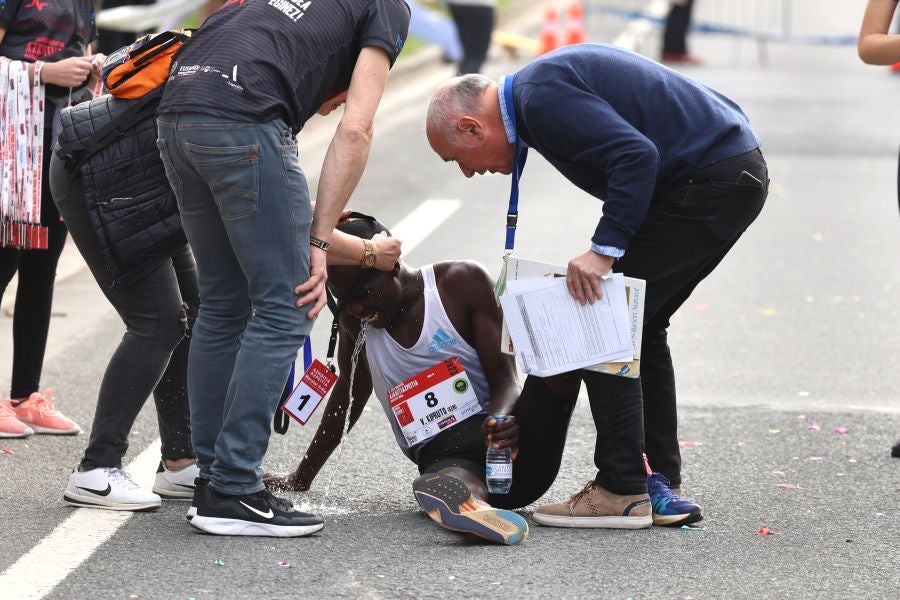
448, 576, 456, 581
768, 429, 781, 434
758, 525, 776, 536
807, 456, 824, 462
680, 525, 703, 531
807, 421, 821, 431
0, 448, 13, 455
759, 308, 778, 316
833, 426, 850, 434
775, 483, 803, 490
678, 439, 703, 447
797, 391, 810, 397
213, 559, 224, 566
129, 595, 142, 599
277, 561, 292, 568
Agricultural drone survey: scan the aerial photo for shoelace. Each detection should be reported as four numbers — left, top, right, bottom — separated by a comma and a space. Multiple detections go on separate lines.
255, 489, 295, 513
568, 480, 598, 506
107, 468, 141, 490
647, 473, 678, 500
27, 390, 60, 416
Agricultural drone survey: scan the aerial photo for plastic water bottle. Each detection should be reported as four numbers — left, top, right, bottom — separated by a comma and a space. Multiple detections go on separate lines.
485, 415, 513, 494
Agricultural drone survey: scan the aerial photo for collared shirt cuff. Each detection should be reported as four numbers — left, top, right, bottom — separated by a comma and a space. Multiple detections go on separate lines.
591, 243, 625, 258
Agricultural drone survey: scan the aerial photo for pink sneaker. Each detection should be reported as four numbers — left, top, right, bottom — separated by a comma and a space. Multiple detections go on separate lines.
0, 398, 34, 438
11, 389, 81, 435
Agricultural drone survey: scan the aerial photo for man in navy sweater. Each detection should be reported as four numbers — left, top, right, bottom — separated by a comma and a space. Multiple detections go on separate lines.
426, 43, 767, 528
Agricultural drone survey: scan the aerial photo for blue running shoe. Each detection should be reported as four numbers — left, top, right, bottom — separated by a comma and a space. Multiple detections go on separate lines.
413, 473, 529, 545
647, 472, 703, 527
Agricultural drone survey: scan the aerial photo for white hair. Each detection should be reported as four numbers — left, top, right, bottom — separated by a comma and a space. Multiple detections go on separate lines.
426, 74, 494, 147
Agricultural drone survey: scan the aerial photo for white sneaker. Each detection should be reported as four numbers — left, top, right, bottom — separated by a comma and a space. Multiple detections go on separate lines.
64, 467, 161, 511
152, 460, 199, 500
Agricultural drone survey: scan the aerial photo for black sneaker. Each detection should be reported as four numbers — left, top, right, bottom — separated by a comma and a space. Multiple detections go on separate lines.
892, 441, 900, 458
185, 477, 209, 522
191, 486, 324, 537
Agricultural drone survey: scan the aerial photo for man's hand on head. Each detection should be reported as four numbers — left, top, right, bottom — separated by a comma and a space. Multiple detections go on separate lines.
566, 250, 615, 305
295, 247, 328, 318
371, 232, 401, 271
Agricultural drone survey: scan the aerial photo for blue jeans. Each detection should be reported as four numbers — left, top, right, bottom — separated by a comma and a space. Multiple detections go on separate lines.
157, 114, 312, 495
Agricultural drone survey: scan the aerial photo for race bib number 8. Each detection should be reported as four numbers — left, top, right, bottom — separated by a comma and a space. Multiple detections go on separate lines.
388, 357, 482, 447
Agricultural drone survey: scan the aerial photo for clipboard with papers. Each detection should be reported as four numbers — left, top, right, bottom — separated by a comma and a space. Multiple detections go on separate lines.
498, 257, 645, 378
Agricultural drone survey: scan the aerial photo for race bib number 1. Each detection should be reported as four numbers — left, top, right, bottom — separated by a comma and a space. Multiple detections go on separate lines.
388, 357, 482, 447
281, 359, 338, 425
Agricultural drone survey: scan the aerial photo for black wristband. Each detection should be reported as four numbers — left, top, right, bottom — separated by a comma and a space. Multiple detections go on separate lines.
309, 236, 330, 251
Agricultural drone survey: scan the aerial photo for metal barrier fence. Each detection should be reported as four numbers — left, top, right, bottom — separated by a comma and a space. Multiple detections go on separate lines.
586, 0, 857, 65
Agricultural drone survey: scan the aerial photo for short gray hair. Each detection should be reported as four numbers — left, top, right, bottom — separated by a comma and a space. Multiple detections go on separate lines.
426, 74, 494, 145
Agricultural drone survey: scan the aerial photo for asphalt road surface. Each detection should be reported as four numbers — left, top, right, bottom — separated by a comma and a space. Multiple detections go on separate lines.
1, 2, 897, 599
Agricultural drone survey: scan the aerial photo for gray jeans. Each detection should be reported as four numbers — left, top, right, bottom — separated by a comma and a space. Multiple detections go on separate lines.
157, 114, 313, 495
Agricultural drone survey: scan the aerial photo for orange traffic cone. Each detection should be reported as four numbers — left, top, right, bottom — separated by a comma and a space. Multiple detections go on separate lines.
537, 6, 560, 56
564, 1, 585, 46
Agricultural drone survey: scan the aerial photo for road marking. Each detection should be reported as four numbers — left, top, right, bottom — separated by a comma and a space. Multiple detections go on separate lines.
0, 197, 462, 599
390, 199, 461, 252
0, 443, 159, 600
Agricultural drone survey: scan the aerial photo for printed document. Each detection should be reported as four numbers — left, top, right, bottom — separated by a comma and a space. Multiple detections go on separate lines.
498, 257, 645, 378
499, 274, 634, 377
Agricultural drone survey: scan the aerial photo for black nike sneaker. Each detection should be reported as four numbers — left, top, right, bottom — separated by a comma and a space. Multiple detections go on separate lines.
191, 486, 324, 537
186, 476, 209, 521
64, 466, 161, 511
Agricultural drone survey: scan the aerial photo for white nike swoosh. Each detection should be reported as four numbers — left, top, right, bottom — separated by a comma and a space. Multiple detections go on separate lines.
239, 501, 274, 519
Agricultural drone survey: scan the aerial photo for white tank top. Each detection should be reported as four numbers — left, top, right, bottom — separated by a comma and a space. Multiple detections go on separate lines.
366, 264, 490, 461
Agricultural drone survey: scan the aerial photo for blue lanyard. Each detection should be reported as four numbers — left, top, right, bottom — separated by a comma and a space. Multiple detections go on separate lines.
503, 74, 528, 252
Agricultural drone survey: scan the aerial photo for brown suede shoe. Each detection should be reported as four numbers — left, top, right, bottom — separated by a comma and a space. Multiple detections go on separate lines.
533, 481, 652, 529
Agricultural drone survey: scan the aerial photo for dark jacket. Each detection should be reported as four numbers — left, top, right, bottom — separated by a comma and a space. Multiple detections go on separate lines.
511, 43, 761, 250
56, 94, 186, 288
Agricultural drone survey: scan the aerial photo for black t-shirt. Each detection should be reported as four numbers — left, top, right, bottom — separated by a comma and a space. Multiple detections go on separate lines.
0, 0, 96, 61
158, 0, 410, 134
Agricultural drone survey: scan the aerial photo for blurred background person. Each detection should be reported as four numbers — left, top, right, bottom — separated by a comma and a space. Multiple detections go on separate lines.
445, 0, 495, 74
0, 0, 99, 438
408, 0, 463, 66
858, 0, 900, 459
661, 0, 700, 65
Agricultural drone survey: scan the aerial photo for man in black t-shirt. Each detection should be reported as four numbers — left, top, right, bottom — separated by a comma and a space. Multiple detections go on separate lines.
156, 0, 410, 538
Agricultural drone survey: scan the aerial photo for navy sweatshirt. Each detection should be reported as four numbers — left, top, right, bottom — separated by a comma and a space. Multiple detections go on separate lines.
511, 43, 760, 251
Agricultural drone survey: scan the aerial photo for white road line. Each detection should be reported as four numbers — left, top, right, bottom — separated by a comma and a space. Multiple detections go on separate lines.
0, 197, 462, 599
0, 443, 159, 600
389, 198, 462, 252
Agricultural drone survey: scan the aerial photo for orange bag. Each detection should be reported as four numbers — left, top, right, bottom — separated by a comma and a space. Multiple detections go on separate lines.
102, 30, 192, 99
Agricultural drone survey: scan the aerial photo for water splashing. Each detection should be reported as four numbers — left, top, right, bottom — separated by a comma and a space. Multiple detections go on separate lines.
321, 322, 368, 503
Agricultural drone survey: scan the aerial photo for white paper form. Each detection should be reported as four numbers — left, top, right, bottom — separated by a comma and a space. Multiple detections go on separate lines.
499, 275, 634, 377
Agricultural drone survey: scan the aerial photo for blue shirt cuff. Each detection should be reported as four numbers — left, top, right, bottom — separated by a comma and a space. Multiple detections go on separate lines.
591, 243, 624, 258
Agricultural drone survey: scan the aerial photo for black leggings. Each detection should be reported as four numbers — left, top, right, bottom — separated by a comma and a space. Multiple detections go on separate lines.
49, 153, 197, 468
0, 109, 68, 399
417, 375, 578, 509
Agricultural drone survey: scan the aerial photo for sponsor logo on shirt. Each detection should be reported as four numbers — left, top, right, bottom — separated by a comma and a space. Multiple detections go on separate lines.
428, 328, 459, 353
267, 0, 312, 22
25, 0, 48, 11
